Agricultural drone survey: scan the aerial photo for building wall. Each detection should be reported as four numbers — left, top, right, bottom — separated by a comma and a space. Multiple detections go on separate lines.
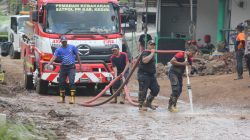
160, 6, 196, 37
158, 6, 196, 64
230, 0, 250, 28
196, 0, 218, 45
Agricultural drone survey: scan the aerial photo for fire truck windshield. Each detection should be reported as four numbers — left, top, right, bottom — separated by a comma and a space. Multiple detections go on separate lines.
18, 17, 29, 32
45, 3, 120, 34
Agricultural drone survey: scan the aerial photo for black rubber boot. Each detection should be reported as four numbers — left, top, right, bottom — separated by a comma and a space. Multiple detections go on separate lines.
173, 96, 179, 108
144, 94, 157, 110
139, 101, 147, 111
110, 89, 118, 104
119, 90, 125, 104
234, 75, 243, 80
138, 91, 147, 111
168, 96, 178, 112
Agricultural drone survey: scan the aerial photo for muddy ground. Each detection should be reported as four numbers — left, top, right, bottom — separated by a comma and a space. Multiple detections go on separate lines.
1, 57, 250, 140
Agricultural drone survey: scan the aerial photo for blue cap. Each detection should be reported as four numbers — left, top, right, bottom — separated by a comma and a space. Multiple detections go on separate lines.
111, 44, 119, 50
236, 23, 244, 31
60, 35, 68, 42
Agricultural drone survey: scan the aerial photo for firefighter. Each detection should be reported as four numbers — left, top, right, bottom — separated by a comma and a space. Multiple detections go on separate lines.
234, 23, 246, 80
137, 40, 160, 111
110, 44, 130, 104
167, 47, 197, 112
46, 35, 83, 104
138, 26, 152, 52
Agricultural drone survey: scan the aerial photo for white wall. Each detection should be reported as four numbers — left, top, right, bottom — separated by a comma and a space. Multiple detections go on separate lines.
196, 0, 218, 45
230, 0, 250, 29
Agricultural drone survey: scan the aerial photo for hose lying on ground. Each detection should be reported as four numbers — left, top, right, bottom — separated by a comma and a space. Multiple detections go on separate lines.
124, 85, 139, 106
82, 75, 122, 104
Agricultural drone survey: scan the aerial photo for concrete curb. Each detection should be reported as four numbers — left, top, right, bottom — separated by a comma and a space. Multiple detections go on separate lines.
0, 113, 6, 126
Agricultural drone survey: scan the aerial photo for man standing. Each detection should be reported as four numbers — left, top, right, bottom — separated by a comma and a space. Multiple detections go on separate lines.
167, 48, 197, 112
110, 44, 130, 104
234, 23, 245, 80
138, 26, 152, 52
137, 40, 160, 111
122, 37, 132, 62
46, 35, 82, 104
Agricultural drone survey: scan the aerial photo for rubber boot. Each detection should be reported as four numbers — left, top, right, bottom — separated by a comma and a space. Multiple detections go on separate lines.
138, 91, 147, 111
168, 96, 178, 112
110, 89, 118, 104
173, 96, 179, 112
69, 90, 76, 104
234, 75, 243, 80
139, 101, 147, 111
119, 91, 125, 104
58, 90, 65, 103
144, 94, 157, 110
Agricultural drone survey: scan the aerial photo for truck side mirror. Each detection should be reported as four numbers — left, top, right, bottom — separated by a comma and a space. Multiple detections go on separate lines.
32, 11, 38, 22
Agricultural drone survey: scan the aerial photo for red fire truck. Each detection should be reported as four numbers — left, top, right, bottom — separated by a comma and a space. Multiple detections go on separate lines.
21, 0, 123, 94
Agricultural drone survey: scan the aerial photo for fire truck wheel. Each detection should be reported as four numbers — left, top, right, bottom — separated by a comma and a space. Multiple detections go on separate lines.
109, 86, 113, 95
97, 84, 113, 96
36, 78, 48, 94
86, 84, 96, 95
9, 44, 20, 59
24, 73, 34, 90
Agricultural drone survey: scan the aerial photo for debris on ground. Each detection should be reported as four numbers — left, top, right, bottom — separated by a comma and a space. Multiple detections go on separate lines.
192, 53, 236, 76
156, 63, 168, 79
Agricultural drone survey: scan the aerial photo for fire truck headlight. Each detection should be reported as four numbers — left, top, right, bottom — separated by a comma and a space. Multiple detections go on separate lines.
42, 63, 56, 71
106, 76, 113, 82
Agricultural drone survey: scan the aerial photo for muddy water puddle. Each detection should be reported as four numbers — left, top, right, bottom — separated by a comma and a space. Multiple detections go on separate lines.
62, 101, 250, 140
1, 93, 250, 140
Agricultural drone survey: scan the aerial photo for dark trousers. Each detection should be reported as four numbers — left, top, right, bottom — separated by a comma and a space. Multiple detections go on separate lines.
138, 73, 160, 103
113, 71, 129, 94
236, 50, 244, 77
168, 71, 183, 97
59, 64, 76, 91
246, 54, 250, 75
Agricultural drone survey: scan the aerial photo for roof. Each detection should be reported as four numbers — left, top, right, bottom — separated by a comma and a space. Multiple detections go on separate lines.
40, 0, 118, 4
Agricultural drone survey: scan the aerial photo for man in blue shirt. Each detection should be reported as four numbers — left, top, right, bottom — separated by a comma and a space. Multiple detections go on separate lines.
46, 35, 82, 104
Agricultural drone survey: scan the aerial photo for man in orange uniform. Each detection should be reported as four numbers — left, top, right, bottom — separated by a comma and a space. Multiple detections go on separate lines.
234, 23, 246, 80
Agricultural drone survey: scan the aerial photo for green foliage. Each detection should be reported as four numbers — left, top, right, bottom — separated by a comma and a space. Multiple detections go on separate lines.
0, 16, 9, 24
0, 121, 56, 140
119, 0, 129, 3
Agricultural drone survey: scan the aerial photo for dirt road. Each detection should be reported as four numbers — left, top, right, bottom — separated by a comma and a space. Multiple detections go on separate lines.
1, 57, 250, 140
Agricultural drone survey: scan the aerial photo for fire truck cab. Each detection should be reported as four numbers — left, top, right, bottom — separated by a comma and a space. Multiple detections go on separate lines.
21, 0, 122, 94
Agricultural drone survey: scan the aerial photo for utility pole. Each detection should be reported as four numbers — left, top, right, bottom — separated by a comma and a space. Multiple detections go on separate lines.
144, 0, 149, 49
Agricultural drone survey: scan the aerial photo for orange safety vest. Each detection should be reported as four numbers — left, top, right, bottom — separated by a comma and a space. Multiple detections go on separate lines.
236, 32, 245, 50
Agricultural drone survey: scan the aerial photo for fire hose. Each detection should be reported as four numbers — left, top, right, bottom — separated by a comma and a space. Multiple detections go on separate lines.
80, 51, 142, 107
124, 85, 139, 106
83, 75, 122, 104
80, 50, 184, 107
